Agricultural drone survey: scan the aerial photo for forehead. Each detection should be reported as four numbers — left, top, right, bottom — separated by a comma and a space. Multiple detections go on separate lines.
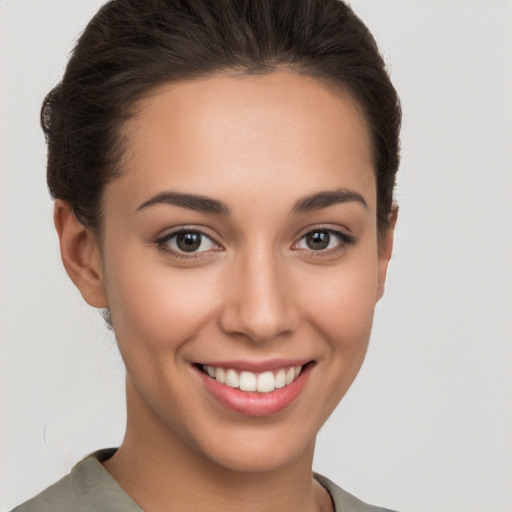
112, 71, 376, 211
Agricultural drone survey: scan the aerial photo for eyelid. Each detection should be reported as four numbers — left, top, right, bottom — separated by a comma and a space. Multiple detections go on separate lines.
155, 224, 222, 244
154, 226, 224, 259
293, 223, 355, 243
152, 224, 355, 260
291, 226, 356, 255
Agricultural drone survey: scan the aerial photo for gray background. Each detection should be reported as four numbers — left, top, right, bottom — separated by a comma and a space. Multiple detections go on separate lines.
1, 1, 511, 511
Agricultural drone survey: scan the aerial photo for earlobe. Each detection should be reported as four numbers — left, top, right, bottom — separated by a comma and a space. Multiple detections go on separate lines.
376, 206, 398, 301
54, 200, 108, 308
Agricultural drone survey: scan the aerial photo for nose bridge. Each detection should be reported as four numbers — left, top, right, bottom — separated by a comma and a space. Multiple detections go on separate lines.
220, 242, 297, 342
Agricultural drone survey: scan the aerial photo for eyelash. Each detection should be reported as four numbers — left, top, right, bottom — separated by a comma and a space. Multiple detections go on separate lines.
154, 227, 356, 260
154, 228, 220, 260
293, 228, 356, 258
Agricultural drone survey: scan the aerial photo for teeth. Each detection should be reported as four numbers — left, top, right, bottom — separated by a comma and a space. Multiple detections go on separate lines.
275, 369, 286, 389
203, 364, 304, 393
257, 371, 275, 393
225, 369, 239, 388
215, 367, 225, 384
239, 371, 257, 391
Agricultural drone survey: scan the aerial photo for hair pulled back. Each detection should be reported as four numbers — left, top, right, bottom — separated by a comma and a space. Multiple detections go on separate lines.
42, 0, 401, 235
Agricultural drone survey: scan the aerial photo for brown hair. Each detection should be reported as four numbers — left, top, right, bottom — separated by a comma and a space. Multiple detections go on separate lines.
41, 0, 401, 235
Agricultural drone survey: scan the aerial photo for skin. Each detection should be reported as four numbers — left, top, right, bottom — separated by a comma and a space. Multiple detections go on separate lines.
55, 71, 395, 512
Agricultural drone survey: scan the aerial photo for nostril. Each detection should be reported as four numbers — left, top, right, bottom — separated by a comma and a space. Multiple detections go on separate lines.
218, 304, 299, 343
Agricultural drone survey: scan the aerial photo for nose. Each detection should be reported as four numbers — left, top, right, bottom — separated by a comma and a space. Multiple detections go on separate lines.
218, 248, 299, 343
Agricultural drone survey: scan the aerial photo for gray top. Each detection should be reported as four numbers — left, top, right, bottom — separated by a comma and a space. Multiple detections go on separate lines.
12, 449, 397, 512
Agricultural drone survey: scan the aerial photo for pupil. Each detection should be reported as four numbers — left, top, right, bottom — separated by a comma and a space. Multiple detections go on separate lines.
306, 231, 330, 250
177, 232, 201, 252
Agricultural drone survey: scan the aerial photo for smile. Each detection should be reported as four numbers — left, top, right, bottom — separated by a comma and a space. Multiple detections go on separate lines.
195, 361, 314, 416
202, 365, 302, 393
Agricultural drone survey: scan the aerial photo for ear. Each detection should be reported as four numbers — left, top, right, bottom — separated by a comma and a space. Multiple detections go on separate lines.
54, 200, 108, 308
376, 206, 398, 301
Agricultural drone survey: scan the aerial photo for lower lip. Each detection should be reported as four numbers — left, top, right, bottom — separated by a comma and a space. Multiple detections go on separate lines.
196, 364, 313, 416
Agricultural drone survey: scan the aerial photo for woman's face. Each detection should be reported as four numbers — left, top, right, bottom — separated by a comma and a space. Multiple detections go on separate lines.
94, 71, 393, 472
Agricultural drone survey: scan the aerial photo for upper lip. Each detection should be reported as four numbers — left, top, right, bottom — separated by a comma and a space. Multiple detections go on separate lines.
196, 358, 313, 373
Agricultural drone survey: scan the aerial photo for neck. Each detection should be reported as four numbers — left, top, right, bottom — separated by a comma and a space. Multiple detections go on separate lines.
102, 379, 332, 512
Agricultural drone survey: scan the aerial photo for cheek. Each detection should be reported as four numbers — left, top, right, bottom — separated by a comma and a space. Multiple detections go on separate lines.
303, 252, 379, 353
103, 249, 220, 354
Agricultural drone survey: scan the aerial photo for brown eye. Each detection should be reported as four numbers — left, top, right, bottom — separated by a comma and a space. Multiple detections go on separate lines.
304, 231, 331, 250
160, 229, 218, 254
176, 231, 202, 252
295, 229, 356, 253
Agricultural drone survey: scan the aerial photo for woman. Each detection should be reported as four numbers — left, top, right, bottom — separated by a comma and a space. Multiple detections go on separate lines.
13, 0, 401, 510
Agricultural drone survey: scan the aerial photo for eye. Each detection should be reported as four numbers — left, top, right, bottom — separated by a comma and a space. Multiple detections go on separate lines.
157, 229, 219, 255
295, 229, 355, 252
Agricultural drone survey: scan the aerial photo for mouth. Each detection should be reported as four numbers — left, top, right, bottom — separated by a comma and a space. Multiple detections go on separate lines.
200, 364, 303, 393
194, 360, 314, 416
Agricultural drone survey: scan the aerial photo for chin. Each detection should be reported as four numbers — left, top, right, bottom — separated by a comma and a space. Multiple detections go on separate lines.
197, 428, 316, 474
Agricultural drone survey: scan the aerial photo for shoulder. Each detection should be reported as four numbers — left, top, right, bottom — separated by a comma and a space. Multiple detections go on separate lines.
10, 470, 76, 512
314, 473, 399, 512
11, 449, 142, 512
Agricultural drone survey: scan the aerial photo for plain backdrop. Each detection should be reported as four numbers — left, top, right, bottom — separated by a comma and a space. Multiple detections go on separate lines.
1, 1, 511, 511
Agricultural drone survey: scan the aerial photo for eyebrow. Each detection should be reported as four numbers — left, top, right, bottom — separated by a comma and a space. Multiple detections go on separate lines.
136, 191, 231, 215
292, 188, 368, 213
136, 187, 367, 215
